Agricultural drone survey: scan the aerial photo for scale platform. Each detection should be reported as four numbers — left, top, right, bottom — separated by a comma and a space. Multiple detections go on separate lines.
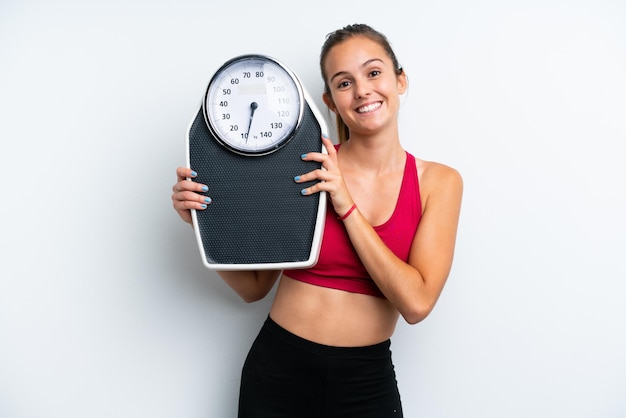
186, 75, 328, 270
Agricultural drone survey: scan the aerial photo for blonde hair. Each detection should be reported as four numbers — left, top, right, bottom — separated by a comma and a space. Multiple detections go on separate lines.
319, 24, 403, 144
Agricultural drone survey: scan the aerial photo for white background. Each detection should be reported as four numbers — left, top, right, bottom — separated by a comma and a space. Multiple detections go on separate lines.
1, 0, 625, 417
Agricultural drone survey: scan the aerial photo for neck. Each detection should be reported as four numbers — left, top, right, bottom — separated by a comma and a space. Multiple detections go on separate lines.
339, 128, 405, 174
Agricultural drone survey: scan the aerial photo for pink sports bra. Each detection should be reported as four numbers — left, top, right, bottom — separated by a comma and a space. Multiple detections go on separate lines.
283, 150, 422, 298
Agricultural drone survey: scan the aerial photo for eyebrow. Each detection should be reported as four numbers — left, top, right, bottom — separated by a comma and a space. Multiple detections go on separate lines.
329, 58, 385, 83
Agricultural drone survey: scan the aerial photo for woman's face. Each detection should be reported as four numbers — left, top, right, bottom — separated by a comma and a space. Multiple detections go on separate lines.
323, 35, 406, 138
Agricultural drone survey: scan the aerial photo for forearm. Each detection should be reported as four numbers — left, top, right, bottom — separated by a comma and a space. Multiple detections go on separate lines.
217, 270, 281, 303
342, 210, 439, 324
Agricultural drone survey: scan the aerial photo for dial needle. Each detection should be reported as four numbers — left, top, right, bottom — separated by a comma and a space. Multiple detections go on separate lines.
246, 102, 258, 142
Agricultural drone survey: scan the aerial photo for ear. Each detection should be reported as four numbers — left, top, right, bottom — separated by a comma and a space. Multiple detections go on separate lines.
397, 69, 408, 95
323, 92, 337, 113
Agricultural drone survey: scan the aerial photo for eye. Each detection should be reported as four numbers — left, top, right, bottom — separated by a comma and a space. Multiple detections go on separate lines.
337, 80, 352, 89
369, 69, 381, 77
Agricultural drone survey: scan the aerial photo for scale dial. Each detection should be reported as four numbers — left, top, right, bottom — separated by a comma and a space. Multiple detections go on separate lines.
203, 55, 304, 155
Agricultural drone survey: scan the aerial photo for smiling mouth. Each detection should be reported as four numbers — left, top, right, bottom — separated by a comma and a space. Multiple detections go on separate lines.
356, 102, 382, 114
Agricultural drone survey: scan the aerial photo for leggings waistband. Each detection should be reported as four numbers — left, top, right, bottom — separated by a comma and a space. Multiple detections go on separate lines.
264, 315, 391, 358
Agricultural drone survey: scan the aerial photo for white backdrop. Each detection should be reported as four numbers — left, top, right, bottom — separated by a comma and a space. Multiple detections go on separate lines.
1, 0, 625, 417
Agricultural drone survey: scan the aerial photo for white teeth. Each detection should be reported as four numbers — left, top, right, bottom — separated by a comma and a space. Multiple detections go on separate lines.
357, 102, 381, 113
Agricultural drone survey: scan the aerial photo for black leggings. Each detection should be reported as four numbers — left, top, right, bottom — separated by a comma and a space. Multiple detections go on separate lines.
238, 316, 403, 418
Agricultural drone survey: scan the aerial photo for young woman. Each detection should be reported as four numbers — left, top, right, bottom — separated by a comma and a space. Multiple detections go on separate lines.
172, 23, 463, 418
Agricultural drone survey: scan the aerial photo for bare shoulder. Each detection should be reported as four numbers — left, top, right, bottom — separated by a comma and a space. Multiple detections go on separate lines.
414, 158, 463, 207
415, 158, 463, 189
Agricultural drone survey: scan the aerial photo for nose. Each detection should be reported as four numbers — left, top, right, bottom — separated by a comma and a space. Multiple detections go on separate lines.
353, 78, 370, 98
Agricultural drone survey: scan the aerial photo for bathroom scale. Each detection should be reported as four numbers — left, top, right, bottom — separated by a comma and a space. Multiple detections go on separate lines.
186, 54, 328, 270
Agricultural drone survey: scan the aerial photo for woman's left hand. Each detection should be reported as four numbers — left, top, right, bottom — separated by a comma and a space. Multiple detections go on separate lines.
295, 134, 355, 218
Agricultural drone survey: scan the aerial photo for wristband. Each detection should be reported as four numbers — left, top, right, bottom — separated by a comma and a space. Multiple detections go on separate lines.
337, 204, 357, 221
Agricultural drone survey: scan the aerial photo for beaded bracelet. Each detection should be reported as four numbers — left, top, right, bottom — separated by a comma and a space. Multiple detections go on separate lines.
337, 204, 357, 221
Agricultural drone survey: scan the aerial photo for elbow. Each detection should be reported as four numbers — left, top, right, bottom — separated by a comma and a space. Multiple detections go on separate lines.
239, 290, 269, 304
219, 270, 279, 303
401, 302, 435, 325
237, 280, 276, 303
240, 295, 259, 304
402, 311, 428, 325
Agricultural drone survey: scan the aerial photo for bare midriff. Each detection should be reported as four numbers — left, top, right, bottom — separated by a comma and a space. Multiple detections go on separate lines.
269, 274, 400, 347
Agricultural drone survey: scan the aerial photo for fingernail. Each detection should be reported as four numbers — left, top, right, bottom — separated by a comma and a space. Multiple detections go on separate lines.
300, 154, 307, 159
200, 204, 207, 209
201, 185, 208, 192
205, 197, 212, 203
294, 175, 301, 181
322, 133, 328, 138
191, 170, 198, 177
300, 189, 307, 195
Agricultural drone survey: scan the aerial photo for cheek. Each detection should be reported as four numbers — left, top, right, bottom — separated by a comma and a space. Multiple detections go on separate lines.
330, 92, 352, 113
381, 78, 398, 93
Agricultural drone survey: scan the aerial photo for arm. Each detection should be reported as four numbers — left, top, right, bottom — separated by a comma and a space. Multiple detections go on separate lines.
216, 270, 281, 303
298, 137, 463, 324
172, 167, 281, 302
342, 163, 463, 324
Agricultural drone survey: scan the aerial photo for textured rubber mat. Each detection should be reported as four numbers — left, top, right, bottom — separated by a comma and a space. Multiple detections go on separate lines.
187, 103, 325, 268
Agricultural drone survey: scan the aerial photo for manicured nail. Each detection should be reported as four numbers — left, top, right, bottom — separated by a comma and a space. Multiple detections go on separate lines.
300, 189, 307, 195
200, 204, 207, 209
322, 133, 328, 138
205, 197, 212, 203
201, 185, 208, 192
301, 154, 307, 159
294, 175, 301, 182
191, 170, 198, 177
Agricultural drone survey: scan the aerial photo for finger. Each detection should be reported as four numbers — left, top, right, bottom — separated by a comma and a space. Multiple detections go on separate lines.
172, 190, 212, 208
299, 181, 333, 196
174, 167, 209, 197
173, 181, 208, 194
173, 189, 212, 202
173, 198, 210, 211
302, 135, 335, 160
176, 166, 197, 181
301, 152, 338, 174
294, 168, 337, 184
321, 134, 336, 158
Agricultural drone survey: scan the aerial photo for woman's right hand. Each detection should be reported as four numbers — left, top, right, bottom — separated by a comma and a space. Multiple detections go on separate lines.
171, 167, 212, 225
